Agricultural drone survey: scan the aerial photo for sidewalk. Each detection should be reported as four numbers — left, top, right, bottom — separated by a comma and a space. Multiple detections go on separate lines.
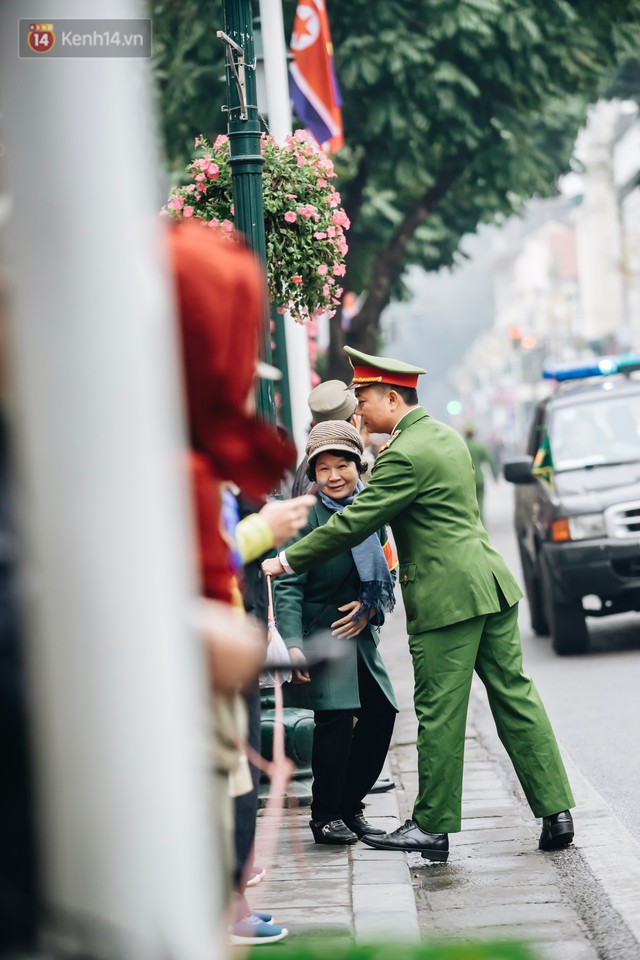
253, 604, 640, 958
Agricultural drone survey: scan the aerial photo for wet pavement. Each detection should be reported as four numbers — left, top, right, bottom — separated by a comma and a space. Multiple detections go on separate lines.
253, 596, 640, 958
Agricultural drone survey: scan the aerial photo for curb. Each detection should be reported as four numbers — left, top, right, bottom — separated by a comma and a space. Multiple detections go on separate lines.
354, 770, 421, 941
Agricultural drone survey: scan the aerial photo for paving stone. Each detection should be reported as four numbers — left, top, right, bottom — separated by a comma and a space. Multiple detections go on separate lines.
350, 845, 407, 862
352, 883, 416, 914
421, 883, 564, 910
352, 859, 410, 885
259, 878, 351, 908
537, 941, 600, 960
353, 910, 420, 941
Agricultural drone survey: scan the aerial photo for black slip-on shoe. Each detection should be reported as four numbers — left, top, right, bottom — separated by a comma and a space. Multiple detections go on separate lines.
342, 814, 386, 837
539, 810, 574, 850
360, 819, 449, 861
309, 819, 359, 845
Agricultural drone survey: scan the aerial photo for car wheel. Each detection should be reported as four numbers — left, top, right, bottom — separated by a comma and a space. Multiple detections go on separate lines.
548, 601, 590, 655
540, 559, 589, 655
517, 541, 548, 636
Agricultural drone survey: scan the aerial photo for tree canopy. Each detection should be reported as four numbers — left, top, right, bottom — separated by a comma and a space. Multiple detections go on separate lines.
321, 0, 640, 376
151, 0, 640, 380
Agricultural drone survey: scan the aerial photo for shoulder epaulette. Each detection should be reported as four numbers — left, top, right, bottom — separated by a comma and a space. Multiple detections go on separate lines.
378, 429, 401, 454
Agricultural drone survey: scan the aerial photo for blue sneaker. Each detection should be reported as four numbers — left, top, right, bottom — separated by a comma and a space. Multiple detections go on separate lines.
229, 914, 288, 945
252, 911, 274, 923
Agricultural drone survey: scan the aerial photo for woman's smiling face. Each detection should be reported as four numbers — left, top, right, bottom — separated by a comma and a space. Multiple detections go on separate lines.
313, 453, 360, 500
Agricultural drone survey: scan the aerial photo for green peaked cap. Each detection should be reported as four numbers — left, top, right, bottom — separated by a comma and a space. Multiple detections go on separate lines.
344, 345, 426, 388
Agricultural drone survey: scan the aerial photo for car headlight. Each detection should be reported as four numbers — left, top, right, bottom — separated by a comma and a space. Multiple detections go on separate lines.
568, 513, 606, 540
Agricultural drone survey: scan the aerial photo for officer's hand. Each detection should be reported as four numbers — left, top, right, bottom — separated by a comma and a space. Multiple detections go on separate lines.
259, 495, 316, 547
262, 556, 285, 578
289, 645, 310, 683
331, 601, 374, 639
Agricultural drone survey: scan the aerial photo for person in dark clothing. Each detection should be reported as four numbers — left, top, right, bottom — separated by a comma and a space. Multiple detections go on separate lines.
275, 421, 398, 845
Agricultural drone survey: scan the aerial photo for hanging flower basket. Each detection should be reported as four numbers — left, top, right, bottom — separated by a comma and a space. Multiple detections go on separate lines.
163, 130, 349, 324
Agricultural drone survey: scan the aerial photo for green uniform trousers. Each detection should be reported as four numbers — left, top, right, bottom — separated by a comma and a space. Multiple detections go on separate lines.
409, 600, 574, 833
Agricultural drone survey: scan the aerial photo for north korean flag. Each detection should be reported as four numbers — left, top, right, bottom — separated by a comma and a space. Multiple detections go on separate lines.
289, 0, 344, 153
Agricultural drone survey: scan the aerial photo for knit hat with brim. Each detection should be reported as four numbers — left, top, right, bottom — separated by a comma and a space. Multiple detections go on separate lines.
306, 420, 364, 464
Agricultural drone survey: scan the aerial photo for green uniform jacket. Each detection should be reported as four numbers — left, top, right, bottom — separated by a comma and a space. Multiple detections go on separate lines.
285, 408, 522, 635
273, 501, 398, 712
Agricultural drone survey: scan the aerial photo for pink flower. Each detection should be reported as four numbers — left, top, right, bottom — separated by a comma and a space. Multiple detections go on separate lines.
230, 203, 234, 215
317, 264, 328, 276
313, 231, 327, 240
322, 283, 331, 298
284, 211, 298, 223
213, 134, 229, 148
298, 204, 317, 219
285, 193, 298, 200
291, 275, 303, 284
208, 218, 220, 228
207, 163, 219, 178
333, 262, 346, 277
168, 195, 184, 210
195, 173, 206, 182
296, 155, 307, 166
294, 129, 308, 143
317, 178, 328, 188
222, 219, 234, 232
327, 226, 336, 238
183, 206, 194, 217
332, 210, 351, 229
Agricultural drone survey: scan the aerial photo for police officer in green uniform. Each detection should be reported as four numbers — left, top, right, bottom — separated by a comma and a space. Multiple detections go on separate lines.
263, 347, 575, 862
463, 423, 498, 523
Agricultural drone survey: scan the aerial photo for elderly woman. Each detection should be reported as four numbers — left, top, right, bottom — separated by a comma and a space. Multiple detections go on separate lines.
274, 420, 398, 845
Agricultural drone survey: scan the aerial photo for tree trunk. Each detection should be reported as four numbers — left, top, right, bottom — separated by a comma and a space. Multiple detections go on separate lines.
327, 307, 351, 382
346, 164, 465, 355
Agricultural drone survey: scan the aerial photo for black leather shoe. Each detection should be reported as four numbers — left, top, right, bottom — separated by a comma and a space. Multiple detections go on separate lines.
539, 810, 574, 850
309, 819, 358, 845
342, 814, 386, 837
360, 819, 449, 861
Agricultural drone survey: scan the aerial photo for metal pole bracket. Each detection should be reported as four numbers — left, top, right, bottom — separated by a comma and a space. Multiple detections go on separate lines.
217, 29, 248, 121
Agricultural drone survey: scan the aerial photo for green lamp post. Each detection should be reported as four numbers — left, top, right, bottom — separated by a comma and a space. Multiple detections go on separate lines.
218, 1, 314, 800
218, 1, 273, 420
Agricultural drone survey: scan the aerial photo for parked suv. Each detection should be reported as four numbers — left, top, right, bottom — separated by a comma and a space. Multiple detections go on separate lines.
504, 358, 640, 655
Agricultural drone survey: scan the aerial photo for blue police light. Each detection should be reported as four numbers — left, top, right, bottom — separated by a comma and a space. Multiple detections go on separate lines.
543, 357, 617, 381
542, 353, 640, 382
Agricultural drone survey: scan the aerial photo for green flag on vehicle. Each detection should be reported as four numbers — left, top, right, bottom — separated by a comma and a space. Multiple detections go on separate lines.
532, 432, 554, 488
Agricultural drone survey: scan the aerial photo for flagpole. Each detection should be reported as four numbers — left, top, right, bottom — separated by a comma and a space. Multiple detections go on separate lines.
259, 0, 312, 457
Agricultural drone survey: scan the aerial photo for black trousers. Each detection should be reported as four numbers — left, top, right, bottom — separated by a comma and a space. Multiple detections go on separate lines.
311, 653, 396, 822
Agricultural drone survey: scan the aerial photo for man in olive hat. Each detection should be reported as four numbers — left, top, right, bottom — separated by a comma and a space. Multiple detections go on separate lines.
264, 346, 574, 862
290, 380, 358, 497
